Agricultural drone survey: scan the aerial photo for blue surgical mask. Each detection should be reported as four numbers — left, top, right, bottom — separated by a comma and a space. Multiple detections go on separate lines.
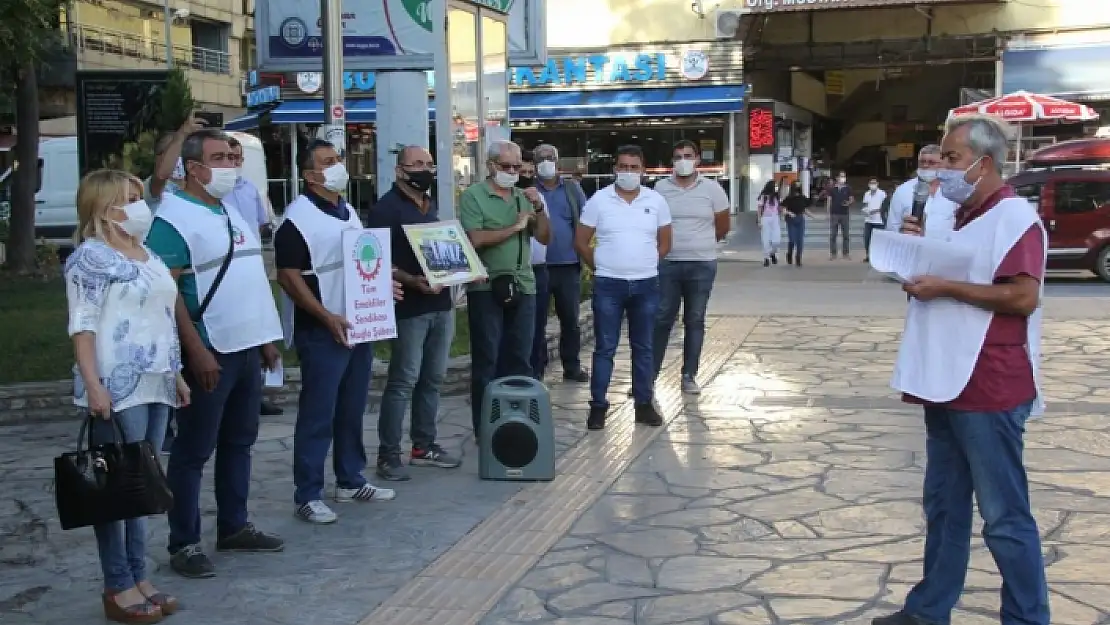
917, 169, 937, 182
936, 157, 984, 204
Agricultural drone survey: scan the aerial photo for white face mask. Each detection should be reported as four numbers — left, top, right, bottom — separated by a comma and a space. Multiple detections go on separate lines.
203, 166, 237, 199
322, 162, 349, 192
917, 169, 937, 182
615, 172, 641, 191
493, 170, 519, 189
868, 183, 878, 191
114, 199, 153, 239
537, 161, 558, 179
837, 177, 847, 185
673, 158, 696, 177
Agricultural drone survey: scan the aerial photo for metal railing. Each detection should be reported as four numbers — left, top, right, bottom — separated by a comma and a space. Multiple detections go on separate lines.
72, 24, 231, 75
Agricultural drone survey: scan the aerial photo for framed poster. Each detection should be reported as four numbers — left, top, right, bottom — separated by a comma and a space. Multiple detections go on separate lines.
402, 219, 488, 287
74, 70, 170, 176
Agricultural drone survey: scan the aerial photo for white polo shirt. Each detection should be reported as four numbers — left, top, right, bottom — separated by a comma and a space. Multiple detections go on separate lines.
580, 184, 672, 280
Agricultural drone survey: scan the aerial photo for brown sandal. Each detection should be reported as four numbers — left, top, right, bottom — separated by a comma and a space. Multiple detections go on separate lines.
142, 592, 180, 616
102, 592, 163, 624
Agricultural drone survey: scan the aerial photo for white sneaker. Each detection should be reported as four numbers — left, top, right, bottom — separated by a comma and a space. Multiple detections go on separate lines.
334, 483, 396, 503
295, 500, 338, 524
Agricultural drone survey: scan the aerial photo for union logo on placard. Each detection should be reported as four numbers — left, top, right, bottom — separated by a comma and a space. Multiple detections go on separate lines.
352, 232, 383, 281
401, 0, 434, 33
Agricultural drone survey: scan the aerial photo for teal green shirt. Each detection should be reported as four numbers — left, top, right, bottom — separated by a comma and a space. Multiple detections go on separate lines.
145, 190, 226, 347
458, 181, 535, 294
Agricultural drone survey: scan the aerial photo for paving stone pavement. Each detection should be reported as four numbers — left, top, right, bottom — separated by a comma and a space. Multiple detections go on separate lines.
0, 320, 697, 625
478, 317, 1110, 625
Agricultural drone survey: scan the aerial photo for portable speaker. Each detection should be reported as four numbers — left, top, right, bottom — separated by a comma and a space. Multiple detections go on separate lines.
478, 376, 555, 481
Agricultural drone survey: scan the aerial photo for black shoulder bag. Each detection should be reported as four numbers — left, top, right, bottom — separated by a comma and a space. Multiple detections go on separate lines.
490, 192, 527, 309
191, 216, 236, 322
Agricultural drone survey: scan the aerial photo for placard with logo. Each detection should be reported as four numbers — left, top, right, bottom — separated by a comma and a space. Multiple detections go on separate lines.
342, 228, 398, 344
402, 219, 488, 287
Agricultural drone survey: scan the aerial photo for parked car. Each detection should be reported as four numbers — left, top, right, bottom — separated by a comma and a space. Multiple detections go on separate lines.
1008, 138, 1110, 281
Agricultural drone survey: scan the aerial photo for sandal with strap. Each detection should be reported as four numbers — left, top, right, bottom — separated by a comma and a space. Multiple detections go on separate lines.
102, 592, 163, 624
141, 591, 180, 616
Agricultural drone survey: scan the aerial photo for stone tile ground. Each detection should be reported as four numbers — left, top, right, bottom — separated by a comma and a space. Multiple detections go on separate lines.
479, 318, 1110, 625
5, 317, 1110, 625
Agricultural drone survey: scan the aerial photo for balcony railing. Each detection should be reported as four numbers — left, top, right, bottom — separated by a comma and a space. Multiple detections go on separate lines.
72, 24, 231, 75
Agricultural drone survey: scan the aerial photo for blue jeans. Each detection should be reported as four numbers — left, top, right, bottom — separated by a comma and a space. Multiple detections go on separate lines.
379, 310, 453, 456
530, 264, 550, 378
292, 326, 372, 505
547, 264, 584, 373
786, 217, 805, 258
904, 400, 1049, 625
652, 260, 717, 378
467, 290, 536, 433
167, 347, 262, 552
590, 276, 659, 407
93, 403, 171, 591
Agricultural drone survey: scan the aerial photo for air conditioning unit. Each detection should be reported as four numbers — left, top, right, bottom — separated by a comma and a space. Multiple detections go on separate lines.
715, 9, 743, 39
239, 78, 249, 96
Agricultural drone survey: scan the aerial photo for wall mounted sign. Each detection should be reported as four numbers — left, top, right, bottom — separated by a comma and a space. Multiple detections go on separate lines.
292, 70, 435, 94
246, 86, 282, 107
748, 103, 776, 154
739, 0, 996, 12
512, 53, 668, 87
680, 50, 709, 80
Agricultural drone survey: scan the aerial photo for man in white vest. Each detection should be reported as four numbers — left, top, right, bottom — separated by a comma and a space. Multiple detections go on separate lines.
146, 128, 285, 579
874, 113, 1049, 625
274, 139, 397, 524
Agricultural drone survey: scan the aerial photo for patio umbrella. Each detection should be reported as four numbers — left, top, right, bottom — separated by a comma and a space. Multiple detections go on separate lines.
948, 91, 1099, 168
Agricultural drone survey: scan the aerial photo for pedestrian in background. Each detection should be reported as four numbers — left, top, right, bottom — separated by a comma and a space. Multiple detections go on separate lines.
861, 176, 887, 262
826, 171, 853, 260
782, 182, 813, 267
756, 180, 781, 267
653, 140, 729, 395
67, 169, 187, 622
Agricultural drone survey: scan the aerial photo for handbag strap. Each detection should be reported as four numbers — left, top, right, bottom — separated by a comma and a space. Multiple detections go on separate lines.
77, 413, 126, 451
514, 191, 528, 271
192, 214, 236, 323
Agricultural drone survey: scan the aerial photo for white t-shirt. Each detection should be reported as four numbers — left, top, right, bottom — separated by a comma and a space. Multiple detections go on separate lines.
862, 188, 887, 225
580, 184, 672, 280
887, 178, 958, 238
654, 175, 729, 262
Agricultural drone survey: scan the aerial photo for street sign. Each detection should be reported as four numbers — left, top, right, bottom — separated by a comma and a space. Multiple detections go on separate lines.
330, 103, 345, 120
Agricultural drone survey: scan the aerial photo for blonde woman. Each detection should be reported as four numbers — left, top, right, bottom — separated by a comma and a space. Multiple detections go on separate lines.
65, 169, 189, 623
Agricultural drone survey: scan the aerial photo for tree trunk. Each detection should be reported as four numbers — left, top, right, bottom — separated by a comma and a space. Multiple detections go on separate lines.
8, 60, 39, 273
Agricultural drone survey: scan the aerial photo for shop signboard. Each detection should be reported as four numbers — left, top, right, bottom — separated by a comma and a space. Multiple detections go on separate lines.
512, 53, 669, 87
75, 70, 169, 176
739, 0, 1000, 12
256, 0, 546, 72
748, 103, 776, 154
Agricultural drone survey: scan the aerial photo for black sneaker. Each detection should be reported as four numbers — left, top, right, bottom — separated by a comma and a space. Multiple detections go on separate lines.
215, 523, 284, 553
872, 611, 924, 625
587, 405, 607, 430
770, 253, 778, 264
786, 253, 793, 265
261, 401, 283, 416
376, 454, 412, 481
763, 258, 770, 267
563, 369, 589, 383
169, 544, 215, 579
634, 403, 663, 427
411, 444, 462, 468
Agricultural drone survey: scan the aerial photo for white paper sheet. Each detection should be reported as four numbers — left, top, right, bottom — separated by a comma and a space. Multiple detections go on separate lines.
868, 229, 975, 284
263, 361, 284, 388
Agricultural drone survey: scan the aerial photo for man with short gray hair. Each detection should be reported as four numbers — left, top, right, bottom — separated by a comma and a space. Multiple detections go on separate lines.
459, 140, 552, 434
532, 143, 589, 382
886, 144, 957, 238
876, 113, 1049, 625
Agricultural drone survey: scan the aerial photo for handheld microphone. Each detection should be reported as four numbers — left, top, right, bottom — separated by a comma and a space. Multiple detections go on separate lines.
910, 178, 929, 226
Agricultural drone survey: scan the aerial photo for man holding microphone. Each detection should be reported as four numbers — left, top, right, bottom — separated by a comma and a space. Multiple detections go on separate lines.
874, 113, 1049, 625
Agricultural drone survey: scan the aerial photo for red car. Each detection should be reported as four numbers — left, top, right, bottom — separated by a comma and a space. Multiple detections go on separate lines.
1007, 138, 1110, 281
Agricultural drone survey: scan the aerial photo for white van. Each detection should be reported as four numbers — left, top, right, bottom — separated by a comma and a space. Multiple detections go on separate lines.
0, 136, 80, 247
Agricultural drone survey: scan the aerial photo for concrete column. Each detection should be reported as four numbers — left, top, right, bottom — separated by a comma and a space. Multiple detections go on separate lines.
375, 71, 431, 199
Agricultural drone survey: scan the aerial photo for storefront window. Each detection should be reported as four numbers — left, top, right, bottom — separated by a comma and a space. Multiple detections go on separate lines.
481, 15, 508, 140
448, 7, 481, 193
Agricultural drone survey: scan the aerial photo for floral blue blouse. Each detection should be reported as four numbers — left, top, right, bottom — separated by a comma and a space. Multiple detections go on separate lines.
64, 239, 182, 411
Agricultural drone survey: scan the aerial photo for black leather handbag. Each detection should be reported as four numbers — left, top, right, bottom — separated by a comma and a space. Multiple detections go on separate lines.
54, 415, 174, 530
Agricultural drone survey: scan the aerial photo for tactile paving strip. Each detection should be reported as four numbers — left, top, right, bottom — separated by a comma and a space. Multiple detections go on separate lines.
359, 316, 758, 625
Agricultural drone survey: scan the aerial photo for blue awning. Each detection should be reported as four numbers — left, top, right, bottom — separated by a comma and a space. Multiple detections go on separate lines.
269, 99, 436, 124
1002, 45, 1110, 101
509, 85, 747, 120
225, 111, 263, 131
